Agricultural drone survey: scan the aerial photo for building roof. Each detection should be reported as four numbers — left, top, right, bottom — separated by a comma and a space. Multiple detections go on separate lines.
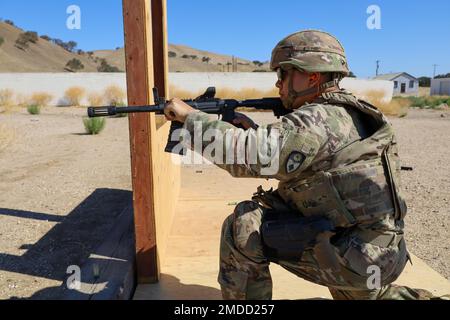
373, 72, 418, 81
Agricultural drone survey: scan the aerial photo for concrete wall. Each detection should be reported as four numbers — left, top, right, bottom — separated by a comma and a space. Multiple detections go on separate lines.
392, 75, 419, 95
0, 72, 394, 105
431, 78, 450, 96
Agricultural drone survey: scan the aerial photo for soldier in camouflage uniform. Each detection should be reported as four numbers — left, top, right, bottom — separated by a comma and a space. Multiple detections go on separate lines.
164, 30, 445, 300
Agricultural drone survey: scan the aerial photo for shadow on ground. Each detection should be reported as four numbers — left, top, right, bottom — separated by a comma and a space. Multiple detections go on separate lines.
0, 188, 133, 299
134, 273, 223, 300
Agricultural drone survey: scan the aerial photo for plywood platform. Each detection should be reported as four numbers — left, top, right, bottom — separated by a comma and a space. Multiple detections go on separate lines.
134, 164, 450, 300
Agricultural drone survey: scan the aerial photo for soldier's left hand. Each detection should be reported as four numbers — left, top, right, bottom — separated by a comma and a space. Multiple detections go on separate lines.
164, 98, 198, 123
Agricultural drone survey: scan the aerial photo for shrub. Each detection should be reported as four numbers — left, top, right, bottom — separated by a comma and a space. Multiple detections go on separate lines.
66, 58, 84, 72
168, 51, 177, 58
64, 86, 86, 106
0, 37, 4, 47
4, 20, 14, 26
24, 31, 39, 43
40, 35, 51, 41
103, 85, 126, 106
0, 89, 14, 106
97, 59, 120, 72
27, 104, 41, 115
29, 92, 53, 106
87, 92, 104, 106
112, 101, 128, 117
15, 34, 29, 49
83, 117, 106, 135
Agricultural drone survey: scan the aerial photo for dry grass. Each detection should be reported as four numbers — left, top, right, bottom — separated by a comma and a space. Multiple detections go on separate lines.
15, 93, 29, 107
103, 85, 126, 106
64, 86, 86, 106
0, 89, 14, 106
87, 92, 104, 107
355, 90, 409, 117
29, 92, 53, 106
0, 123, 15, 153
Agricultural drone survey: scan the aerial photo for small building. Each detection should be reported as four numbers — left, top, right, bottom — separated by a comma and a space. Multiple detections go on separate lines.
374, 72, 419, 96
431, 78, 450, 96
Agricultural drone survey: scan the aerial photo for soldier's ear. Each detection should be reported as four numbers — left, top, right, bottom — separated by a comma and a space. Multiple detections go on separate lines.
308, 72, 321, 86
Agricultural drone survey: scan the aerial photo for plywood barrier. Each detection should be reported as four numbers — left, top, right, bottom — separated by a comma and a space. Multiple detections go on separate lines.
123, 0, 180, 283
152, 119, 180, 267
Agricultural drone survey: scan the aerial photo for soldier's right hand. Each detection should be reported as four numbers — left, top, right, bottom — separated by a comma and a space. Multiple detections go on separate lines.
232, 112, 258, 130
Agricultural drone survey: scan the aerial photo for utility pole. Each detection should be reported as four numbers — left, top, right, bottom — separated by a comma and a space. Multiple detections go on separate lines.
433, 64, 438, 78
376, 60, 380, 76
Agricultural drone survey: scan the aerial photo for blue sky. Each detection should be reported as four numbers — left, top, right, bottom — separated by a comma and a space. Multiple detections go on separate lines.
0, 0, 449, 78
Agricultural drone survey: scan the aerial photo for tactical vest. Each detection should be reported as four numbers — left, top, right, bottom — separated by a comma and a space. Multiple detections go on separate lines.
277, 91, 407, 228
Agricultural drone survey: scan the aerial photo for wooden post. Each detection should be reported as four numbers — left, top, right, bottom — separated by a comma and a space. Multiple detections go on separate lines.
122, 0, 169, 283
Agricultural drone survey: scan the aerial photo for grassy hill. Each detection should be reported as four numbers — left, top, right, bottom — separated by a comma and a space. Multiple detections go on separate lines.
0, 22, 270, 73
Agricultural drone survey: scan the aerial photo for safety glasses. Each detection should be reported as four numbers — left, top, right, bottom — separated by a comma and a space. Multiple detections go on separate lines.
276, 65, 293, 82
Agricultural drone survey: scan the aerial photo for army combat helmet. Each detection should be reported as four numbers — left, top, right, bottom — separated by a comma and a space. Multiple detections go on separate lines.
270, 30, 350, 108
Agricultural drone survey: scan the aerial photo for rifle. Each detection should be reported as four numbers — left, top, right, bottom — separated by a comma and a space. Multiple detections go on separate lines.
87, 87, 290, 154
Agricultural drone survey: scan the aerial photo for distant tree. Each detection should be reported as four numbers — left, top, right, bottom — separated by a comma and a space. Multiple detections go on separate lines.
252, 60, 263, 67
25, 31, 39, 43
168, 51, 177, 58
190, 55, 198, 60
418, 76, 431, 87
52, 38, 64, 47
116, 47, 121, 50
436, 73, 450, 79
0, 37, 4, 47
40, 35, 51, 41
4, 19, 14, 26
97, 59, 121, 72
77, 49, 84, 55
217, 63, 222, 66
202, 56, 211, 64
66, 58, 84, 72
181, 54, 189, 59
15, 33, 35, 50
65, 41, 77, 52
348, 71, 357, 78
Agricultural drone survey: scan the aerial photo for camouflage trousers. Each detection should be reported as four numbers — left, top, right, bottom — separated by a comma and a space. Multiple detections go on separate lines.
218, 200, 439, 300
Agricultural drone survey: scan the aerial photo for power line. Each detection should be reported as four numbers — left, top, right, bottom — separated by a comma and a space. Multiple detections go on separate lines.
432, 64, 439, 78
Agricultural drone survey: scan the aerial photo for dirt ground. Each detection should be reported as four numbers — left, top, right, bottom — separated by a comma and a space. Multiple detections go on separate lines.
0, 106, 449, 299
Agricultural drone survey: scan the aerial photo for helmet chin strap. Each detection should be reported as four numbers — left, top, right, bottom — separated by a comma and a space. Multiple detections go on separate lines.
284, 73, 340, 109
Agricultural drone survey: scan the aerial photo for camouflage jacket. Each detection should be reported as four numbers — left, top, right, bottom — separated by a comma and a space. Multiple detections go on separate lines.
182, 91, 407, 228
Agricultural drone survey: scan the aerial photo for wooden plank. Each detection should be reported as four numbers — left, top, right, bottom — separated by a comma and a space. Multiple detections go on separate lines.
122, 0, 159, 283
151, 0, 169, 98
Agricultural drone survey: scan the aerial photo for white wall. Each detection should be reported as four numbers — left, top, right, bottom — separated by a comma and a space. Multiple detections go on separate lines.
431, 78, 450, 96
392, 75, 419, 95
0, 72, 394, 105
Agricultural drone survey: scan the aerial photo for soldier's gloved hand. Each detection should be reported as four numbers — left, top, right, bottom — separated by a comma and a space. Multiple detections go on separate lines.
232, 112, 259, 130
164, 98, 199, 123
